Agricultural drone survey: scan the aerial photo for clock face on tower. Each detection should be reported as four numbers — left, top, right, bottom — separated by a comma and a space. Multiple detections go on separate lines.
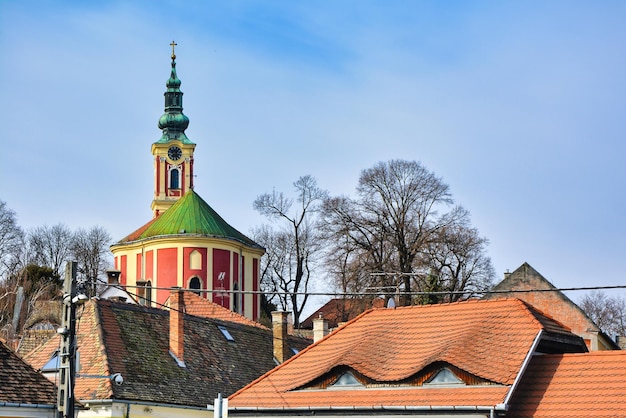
168, 146, 183, 161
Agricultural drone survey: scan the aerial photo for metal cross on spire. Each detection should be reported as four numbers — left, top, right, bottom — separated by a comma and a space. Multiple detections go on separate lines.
170, 40, 177, 60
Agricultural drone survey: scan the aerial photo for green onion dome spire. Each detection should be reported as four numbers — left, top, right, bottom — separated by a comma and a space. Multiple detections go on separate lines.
157, 41, 193, 144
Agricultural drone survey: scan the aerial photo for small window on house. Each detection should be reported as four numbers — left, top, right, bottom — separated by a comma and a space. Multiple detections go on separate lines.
290, 347, 300, 355
218, 325, 235, 341
329, 371, 364, 388
41, 350, 60, 373
425, 368, 465, 385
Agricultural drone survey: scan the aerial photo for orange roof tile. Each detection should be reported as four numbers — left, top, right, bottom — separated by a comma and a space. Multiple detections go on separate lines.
230, 298, 585, 410
179, 291, 268, 329
508, 351, 626, 417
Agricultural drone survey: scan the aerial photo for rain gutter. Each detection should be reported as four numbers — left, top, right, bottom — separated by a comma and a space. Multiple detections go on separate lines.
81, 399, 210, 411
0, 402, 55, 409
229, 405, 496, 413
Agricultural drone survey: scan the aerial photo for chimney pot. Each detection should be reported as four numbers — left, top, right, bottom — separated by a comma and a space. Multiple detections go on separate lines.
106, 269, 122, 285
313, 316, 329, 343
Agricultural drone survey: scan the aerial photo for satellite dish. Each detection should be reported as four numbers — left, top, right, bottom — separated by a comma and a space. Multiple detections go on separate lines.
386, 297, 396, 308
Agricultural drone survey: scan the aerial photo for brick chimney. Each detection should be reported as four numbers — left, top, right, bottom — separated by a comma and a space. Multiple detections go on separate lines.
170, 288, 185, 364
272, 311, 290, 363
313, 314, 329, 343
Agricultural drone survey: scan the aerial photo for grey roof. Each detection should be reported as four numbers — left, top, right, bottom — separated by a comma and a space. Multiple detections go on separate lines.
0, 341, 57, 406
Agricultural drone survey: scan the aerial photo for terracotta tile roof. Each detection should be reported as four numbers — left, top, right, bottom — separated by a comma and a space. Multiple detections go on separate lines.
0, 341, 57, 406
229, 298, 585, 410
178, 291, 269, 329
25, 298, 310, 408
508, 351, 626, 417
299, 297, 385, 329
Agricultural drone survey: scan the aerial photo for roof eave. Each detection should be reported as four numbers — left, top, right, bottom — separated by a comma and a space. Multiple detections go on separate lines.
228, 404, 501, 413
111, 233, 265, 252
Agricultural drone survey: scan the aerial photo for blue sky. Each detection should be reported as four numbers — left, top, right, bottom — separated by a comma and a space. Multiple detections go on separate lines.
2, 1, 626, 308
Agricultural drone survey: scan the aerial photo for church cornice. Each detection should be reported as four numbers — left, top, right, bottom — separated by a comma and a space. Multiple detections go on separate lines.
110, 234, 266, 255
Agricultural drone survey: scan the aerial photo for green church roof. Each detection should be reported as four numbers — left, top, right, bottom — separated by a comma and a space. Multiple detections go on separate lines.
119, 190, 262, 250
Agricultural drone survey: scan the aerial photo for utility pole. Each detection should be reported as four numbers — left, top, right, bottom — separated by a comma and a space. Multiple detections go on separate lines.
57, 261, 78, 418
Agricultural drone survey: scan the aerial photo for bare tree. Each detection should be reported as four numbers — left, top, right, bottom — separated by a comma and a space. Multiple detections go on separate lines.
423, 211, 495, 301
27, 224, 72, 277
253, 175, 327, 327
321, 160, 494, 305
579, 291, 626, 338
0, 201, 25, 281
70, 226, 112, 297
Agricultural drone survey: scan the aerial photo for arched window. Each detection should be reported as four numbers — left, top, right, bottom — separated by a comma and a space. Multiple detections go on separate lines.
189, 277, 201, 295
170, 168, 180, 189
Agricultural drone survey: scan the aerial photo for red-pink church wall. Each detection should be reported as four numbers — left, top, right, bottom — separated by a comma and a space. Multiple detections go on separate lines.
146, 250, 154, 280
212, 248, 230, 309
118, 255, 127, 286
157, 248, 178, 304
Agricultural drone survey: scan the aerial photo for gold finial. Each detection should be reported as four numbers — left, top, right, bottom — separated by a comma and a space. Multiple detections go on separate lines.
170, 40, 177, 60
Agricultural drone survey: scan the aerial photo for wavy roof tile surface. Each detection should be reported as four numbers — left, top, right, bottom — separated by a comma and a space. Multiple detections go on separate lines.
230, 298, 582, 409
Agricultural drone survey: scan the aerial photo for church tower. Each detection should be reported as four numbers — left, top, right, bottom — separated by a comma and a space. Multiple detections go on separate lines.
151, 42, 196, 217
111, 43, 265, 321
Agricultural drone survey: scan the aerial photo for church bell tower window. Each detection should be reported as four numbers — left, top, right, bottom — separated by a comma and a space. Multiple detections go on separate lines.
170, 168, 180, 189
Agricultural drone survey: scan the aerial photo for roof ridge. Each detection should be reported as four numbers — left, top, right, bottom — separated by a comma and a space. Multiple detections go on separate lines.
512, 298, 573, 333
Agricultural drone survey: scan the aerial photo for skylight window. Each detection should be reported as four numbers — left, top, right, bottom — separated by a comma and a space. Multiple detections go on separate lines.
425, 368, 465, 385
41, 350, 60, 373
329, 371, 364, 389
218, 325, 234, 341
